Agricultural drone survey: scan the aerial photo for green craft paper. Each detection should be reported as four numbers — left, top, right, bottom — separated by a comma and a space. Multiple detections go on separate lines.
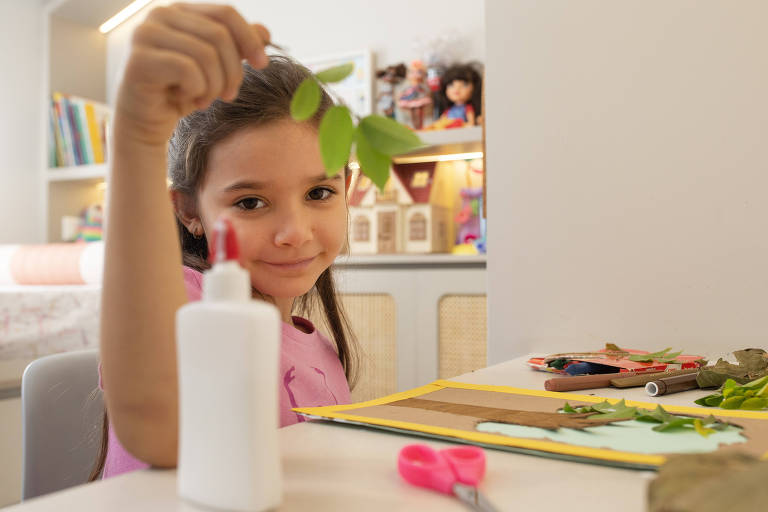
475, 420, 746, 455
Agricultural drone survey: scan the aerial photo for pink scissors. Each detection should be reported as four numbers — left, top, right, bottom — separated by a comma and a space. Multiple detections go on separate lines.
398, 443, 499, 511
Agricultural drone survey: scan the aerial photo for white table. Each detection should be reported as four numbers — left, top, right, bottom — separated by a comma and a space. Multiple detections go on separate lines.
4, 355, 717, 512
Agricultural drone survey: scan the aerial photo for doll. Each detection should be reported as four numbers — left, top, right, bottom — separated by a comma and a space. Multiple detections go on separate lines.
426, 63, 483, 130
397, 60, 433, 130
376, 63, 406, 119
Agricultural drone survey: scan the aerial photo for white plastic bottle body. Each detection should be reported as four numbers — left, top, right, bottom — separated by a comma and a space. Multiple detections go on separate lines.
176, 300, 281, 511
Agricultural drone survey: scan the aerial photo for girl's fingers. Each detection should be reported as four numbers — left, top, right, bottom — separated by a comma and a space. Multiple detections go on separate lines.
175, 3, 269, 68
126, 46, 207, 113
134, 20, 225, 105
147, 8, 242, 101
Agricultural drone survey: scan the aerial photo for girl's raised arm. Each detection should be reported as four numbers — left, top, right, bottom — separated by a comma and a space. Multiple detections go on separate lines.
100, 3, 269, 467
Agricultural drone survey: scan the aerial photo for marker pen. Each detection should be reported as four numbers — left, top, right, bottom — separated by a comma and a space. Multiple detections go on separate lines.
645, 372, 700, 397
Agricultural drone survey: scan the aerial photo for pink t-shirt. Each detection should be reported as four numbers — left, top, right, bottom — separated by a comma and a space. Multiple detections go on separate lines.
100, 266, 351, 478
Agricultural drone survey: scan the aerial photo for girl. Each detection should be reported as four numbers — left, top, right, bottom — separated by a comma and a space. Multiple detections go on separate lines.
92, 3, 358, 479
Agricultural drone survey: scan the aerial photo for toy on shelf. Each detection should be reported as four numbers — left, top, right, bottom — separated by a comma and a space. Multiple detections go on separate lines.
426, 63, 483, 130
453, 187, 483, 254
397, 60, 433, 130
375, 63, 407, 119
348, 162, 451, 255
76, 203, 104, 242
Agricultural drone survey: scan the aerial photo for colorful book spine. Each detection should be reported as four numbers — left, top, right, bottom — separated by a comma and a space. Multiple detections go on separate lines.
84, 102, 104, 163
49, 92, 112, 168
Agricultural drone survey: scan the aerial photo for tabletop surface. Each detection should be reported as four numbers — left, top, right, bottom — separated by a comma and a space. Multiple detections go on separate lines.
4, 355, 728, 512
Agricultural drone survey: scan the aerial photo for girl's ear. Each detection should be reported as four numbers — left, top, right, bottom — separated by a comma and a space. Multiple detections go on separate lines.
170, 189, 203, 236
345, 173, 352, 194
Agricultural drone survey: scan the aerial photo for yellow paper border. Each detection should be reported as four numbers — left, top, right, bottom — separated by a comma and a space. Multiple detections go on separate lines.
294, 380, 768, 467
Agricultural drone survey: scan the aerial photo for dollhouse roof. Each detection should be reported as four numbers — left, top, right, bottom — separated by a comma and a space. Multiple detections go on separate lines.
392, 162, 437, 204
349, 169, 415, 206
349, 173, 374, 207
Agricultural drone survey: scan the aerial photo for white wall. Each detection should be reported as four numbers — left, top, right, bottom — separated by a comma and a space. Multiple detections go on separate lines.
0, 1, 44, 243
107, 0, 485, 105
485, 0, 768, 363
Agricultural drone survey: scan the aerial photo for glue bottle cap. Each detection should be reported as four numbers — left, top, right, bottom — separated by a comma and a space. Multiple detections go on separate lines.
208, 217, 239, 265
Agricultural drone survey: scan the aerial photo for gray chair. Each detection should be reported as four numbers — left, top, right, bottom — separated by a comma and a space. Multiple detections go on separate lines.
21, 349, 104, 500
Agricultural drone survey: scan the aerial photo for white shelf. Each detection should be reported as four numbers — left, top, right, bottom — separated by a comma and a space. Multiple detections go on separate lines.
335, 253, 486, 267
415, 126, 483, 146
46, 163, 107, 182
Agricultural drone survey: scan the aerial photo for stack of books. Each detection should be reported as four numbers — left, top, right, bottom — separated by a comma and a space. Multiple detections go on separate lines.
49, 92, 111, 168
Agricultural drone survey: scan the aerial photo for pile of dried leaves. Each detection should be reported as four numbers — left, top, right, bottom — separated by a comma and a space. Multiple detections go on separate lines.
696, 348, 768, 388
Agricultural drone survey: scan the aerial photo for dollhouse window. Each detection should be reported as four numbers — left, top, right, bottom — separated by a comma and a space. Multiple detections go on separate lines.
410, 213, 427, 241
354, 216, 370, 242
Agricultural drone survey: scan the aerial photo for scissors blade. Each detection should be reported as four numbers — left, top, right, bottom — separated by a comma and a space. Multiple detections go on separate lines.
452, 483, 500, 512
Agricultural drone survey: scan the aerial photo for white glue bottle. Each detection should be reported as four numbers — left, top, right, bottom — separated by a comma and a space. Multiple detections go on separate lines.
176, 217, 282, 511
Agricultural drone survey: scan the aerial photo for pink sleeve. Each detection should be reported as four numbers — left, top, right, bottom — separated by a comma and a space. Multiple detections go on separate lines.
182, 266, 203, 302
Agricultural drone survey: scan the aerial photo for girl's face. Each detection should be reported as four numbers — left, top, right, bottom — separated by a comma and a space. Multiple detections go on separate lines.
196, 119, 347, 308
446, 79, 473, 105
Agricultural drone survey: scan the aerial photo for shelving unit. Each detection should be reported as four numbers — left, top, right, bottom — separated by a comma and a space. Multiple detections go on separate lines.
41, 0, 126, 241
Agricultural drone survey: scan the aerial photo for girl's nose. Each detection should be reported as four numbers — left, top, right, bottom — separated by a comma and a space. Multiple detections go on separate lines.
273, 206, 313, 248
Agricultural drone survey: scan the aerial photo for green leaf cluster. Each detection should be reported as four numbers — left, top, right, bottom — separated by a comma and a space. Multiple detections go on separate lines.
561, 400, 729, 437
695, 374, 768, 410
289, 62, 423, 185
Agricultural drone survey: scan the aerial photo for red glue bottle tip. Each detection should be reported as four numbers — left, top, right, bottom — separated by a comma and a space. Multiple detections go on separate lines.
208, 217, 239, 264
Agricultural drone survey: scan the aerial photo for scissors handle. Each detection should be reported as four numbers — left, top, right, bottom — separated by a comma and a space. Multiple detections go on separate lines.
398, 444, 456, 494
441, 446, 486, 486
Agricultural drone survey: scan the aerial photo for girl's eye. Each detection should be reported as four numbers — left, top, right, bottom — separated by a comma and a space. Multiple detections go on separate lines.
307, 187, 335, 201
234, 197, 265, 210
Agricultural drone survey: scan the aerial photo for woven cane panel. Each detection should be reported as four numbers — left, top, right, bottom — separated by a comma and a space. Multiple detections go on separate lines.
438, 295, 487, 379
306, 294, 396, 402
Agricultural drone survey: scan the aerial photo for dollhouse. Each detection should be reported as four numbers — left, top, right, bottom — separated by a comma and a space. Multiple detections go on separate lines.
348, 162, 452, 254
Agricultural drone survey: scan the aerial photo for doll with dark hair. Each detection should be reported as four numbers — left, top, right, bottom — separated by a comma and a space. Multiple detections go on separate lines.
427, 63, 483, 130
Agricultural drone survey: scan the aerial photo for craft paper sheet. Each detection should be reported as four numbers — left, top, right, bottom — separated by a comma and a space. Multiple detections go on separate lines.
294, 380, 768, 470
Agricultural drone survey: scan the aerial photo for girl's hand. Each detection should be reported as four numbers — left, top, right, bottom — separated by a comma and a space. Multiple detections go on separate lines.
116, 3, 270, 147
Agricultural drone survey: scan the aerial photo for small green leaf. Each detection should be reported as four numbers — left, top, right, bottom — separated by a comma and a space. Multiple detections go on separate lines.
562, 402, 578, 413
590, 400, 616, 413
359, 115, 424, 155
629, 348, 673, 362
652, 417, 696, 432
693, 419, 716, 437
318, 106, 354, 177
589, 406, 637, 421
740, 397, 768, 410
721, 396, 747, 409
355, 128, 390, 190
315, 62, 355, 83
290, 77, 321, 121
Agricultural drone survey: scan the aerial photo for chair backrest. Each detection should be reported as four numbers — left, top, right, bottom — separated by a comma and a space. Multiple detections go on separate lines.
21, 349, 103, 500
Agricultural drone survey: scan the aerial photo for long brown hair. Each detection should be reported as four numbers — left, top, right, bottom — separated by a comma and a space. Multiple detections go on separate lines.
89, 56, 359, 481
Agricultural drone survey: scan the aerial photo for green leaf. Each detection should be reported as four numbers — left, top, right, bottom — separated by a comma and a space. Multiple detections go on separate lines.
628, 348, 673, 362
590, 400, 616, 413
355, 128, 390, 190
693, 419, 716, 437
290, 77, 321, 121
740, 397, 768, 410
359, 115, 424, 155
315, 62, 355, 83
562, 402, 578, 413
318, 106, 354, 177
652, 417, 696, 432
589, 406, 638, 421
694, 394, 724, 407
721, 396, 747, 409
